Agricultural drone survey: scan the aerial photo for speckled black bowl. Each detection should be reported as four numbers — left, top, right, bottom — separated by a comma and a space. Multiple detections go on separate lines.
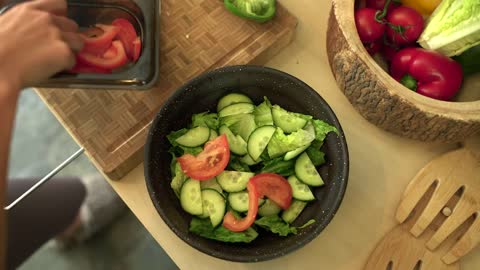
144, 65, 349, 262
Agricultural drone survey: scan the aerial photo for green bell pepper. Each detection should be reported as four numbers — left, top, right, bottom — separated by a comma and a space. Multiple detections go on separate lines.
224, 0, 276, 23
454, 45, 480, 76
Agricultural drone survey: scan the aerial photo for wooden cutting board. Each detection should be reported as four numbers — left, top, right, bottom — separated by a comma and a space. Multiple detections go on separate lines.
35, 0, 297, 180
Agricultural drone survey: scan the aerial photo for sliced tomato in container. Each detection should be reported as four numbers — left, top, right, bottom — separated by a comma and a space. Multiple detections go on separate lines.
77, 40, 128, 70
177, 135, 230, 180
81, 24, 120, 55
68, 61, 112, 74
112, 18, 138, 60
132, 37, 142, 62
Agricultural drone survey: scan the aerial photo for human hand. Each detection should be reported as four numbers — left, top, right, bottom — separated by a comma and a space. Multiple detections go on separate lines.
0, 0, 84, 90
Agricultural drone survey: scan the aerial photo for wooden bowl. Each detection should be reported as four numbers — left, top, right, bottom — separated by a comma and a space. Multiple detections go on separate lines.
326, 0, 480, 142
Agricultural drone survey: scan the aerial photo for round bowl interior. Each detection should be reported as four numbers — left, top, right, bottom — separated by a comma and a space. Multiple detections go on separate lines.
144, 65, 349, 262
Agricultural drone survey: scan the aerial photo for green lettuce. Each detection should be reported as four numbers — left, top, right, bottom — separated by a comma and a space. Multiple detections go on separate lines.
305, 140, 326, 166
419, 0, 480, 56
267, 127, 315, 158
254, 216, 316, 236
311, 119, 338, 142
191, 112, 219, 130
170, 162, 187, 198
260, 157, 295, 177
189, 218, 258, 243
253, 97, 274, 127
227, 156, 252, 172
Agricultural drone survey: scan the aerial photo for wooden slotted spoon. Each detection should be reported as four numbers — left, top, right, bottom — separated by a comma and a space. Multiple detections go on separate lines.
365, 139, 480, 270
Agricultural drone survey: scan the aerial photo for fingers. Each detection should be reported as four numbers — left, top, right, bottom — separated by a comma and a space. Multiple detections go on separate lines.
28, 0, 67, 16
62, 32, 84, 52
52, 14, 78, 33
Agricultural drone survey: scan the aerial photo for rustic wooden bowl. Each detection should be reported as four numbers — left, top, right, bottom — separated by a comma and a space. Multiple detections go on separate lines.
326, 0, 480, 142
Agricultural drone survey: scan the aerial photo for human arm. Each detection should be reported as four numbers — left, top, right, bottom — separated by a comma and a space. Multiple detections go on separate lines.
0, 0, 84, 266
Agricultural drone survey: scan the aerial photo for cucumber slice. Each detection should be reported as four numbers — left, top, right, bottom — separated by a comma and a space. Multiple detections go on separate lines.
180, 179, 203, 215
282, 200, 308, 224
219, 125, 247, 155
284, 143, 311, 161
175, 126, 210, 147
304, 121, 315, 137
208, 129, 218, 141
295, 152, 325, 187
201, 189, 226, 227
218, 103, 255, 118
288, 175, 315, 201
228, 114, 257, 141
217, 171, 255, 192
272, 105, 308, 133
240, 154, 261, 165
228, 191, 265, 212
247, 126, 276, 161
258, 199, 282, 217
200, 178, 223, 194
217, 93, 253, 111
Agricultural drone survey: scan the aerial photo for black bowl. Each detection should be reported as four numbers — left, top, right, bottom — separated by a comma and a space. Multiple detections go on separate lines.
144, 65, 349, 262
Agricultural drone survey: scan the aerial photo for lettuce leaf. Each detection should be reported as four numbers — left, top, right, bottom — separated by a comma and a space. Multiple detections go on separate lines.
254, 216, 316, 236
311, 119, 338, 142
253, 97, 274, 127
189, 218, 258, 243
267, 127, 315, 158
260, 157, 295, 177
191, 112, 219, 130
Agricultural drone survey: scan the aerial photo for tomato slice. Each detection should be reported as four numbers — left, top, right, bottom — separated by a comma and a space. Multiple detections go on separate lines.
68, 61, 112, 74
250, 173, 293, 210
177, 135, 230, 180
102, 45, 117, 59
223, 181, 259, 232
77, 40, 128, 70
81, 24, 120, 55
132, 37, 142, 62
112, 18, 138, 60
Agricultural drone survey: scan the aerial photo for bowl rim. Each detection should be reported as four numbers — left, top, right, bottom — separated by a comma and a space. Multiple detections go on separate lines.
331, 0, 480, 120
144, 65, 349, 262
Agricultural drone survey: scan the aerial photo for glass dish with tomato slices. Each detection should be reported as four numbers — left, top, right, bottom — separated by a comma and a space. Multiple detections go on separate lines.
0, 0, 160, 89
145, 66, 349, 262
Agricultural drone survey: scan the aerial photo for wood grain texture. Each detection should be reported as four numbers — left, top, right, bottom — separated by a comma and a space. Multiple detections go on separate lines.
326, 0, 480, 143
395, 147, 480, 265
35, 0, 297, 179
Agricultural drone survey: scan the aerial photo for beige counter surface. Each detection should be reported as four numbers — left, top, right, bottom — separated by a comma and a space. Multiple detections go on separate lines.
44, 0, 480, 269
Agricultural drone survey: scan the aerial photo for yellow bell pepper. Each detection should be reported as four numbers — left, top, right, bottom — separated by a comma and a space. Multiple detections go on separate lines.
401, 0, 441, 15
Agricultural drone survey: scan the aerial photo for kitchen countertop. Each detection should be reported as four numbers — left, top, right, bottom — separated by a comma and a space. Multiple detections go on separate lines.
41, 0, 480, 269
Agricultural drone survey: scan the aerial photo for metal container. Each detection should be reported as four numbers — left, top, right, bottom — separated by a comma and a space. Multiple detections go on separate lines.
0, 0, 160, 90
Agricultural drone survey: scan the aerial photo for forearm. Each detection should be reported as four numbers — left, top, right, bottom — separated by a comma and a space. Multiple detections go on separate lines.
0, 80, 20, 269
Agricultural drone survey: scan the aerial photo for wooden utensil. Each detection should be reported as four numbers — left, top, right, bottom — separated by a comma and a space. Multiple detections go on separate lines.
365, 139, 480, 269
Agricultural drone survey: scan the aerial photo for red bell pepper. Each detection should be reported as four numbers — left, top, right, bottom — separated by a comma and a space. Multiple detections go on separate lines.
223, 173, 292, 232
223, 180, 259, 232
390, 48, 463, 101
81, 24, 120, 55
